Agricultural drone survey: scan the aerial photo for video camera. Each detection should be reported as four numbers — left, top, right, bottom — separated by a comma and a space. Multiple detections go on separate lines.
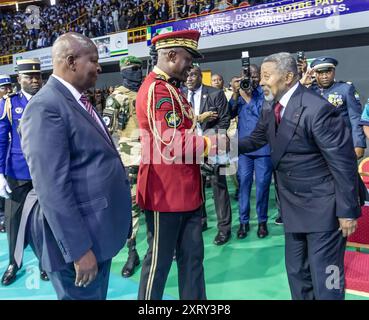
297, 51, 305, 63
240, 51, 252, 92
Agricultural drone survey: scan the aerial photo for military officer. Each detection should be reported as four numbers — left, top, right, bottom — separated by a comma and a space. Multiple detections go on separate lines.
136, 30, 219, 300
310, 56, 366, 159
0, 59, 49, 285
0, 75, 12, 233
103, 56, 143, 278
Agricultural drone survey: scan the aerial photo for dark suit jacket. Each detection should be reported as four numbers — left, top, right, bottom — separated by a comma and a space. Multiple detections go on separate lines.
182, 85, 230, 133
238, 83, 361, 233
20, 76, 132, 272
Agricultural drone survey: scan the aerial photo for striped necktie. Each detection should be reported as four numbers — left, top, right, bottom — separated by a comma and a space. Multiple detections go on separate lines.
80, 94, 110, 140
80, 94, 98, 123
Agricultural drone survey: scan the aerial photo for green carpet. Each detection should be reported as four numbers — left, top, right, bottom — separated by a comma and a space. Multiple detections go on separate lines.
0, 179, 367, 299
111, 179, 369, 300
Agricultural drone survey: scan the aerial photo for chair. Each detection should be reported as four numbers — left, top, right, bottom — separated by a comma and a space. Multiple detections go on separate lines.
347, 205, 369, 250
358, 157, 369, 189
345, 194, 369, 294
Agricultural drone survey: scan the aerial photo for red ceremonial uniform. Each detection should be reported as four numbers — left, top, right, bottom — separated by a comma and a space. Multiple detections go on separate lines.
136, 67, 210, 212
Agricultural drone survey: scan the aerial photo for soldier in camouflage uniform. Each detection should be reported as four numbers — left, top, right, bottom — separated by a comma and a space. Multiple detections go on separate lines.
103, 56, 143, 278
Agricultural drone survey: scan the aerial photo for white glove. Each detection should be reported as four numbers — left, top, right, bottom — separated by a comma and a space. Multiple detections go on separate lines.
0, 174, 12, 199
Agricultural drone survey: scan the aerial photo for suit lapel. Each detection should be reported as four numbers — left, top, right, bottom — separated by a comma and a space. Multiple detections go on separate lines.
48, 77, 116, 150
272, 84, 305, 167
199, 86, 208, 114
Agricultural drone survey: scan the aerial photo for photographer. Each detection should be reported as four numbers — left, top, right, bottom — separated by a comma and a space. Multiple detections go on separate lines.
183, 66, 232, 246
229, 64, 273, 239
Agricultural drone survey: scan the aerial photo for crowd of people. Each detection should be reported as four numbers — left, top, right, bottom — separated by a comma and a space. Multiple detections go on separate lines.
0, 27, 368, 300
0, 0, 367, 303
1, 0, 277, 56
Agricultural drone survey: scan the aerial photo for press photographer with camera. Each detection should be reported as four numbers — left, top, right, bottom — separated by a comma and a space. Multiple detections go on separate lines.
229, 53, 273, 239
182, 65, 232, 246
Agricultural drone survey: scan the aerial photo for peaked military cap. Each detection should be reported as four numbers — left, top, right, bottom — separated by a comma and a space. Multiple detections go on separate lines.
16, 58, 41, 74
311, 56, 338, 72
0, 74, 11, 86
152, 30, 203, 59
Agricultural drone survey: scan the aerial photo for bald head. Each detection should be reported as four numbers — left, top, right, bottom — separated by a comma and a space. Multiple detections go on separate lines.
52, 32, 96, 67
52, 32, 101, 93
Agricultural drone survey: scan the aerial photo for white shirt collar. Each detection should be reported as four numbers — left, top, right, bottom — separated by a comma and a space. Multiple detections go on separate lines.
52, 74, 82, 102
279, 81, 299, 108
193, 85, 202, 95
21, 90, 33, 102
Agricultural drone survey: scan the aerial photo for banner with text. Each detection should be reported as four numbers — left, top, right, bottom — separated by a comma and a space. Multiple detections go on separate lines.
147, 0, 369, 45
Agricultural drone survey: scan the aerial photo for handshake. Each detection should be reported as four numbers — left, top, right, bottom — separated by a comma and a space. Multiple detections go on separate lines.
201, 132, 232, 177
204, 132, 230, 158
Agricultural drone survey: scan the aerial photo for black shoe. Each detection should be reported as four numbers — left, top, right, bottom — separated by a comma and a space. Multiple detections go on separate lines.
40, 270, 49, 281
237, 223, 250, 239
274, 216, 283, 225
257, 222, 269, 238
1, 264, 19, 286
0, 220, 5, 233
202, 221, 208, 232
213, 232, 230, 246
121, 249, 140, 278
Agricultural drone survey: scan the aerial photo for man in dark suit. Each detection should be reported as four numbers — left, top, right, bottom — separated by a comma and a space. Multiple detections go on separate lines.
18, 32, 132, 300
238, 52, 360, 300
183, 66, 232, 245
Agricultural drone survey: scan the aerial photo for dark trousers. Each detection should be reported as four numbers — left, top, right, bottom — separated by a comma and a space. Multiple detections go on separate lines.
46, 260, 112, 300
4, 177, 32, 265
285, 230, 346, 300
25, 204, 112, 300
0, 197, 5, 220
138, 208, 206, 300
238, 155, 273, 224
202, 168, 232, 235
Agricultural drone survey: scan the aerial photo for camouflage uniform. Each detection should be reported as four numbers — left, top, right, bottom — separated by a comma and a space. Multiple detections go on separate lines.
103, 56, 143, 278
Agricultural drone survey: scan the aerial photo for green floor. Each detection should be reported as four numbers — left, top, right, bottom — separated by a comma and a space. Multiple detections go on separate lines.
111, 180, 368, 300
0, 179, 367, 299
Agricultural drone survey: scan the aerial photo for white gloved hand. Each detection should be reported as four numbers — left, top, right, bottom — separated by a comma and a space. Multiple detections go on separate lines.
0, 173, 11, 199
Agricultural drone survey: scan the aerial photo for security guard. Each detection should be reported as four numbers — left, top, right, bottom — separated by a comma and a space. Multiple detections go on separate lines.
0, 59, 49, 286
103, 56, 143, 278
0, 75, 12, 233
310, 56, 366, 159
136, 30, 218, 300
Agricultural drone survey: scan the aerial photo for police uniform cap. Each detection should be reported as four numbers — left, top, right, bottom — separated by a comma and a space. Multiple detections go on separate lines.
0, 74, 11, 86
16, 58, 41, 74
151, 30, 203, 59
119, 56, 142, 70
311, 56, 338, 72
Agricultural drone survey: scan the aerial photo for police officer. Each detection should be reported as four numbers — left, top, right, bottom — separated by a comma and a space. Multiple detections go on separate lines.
310, 57, 366, 159
0, 59, 48, 285
0, 75, 12, 233
103, 56, 143, 278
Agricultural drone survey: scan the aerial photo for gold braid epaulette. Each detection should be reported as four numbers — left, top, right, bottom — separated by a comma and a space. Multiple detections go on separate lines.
0, 94, 14, 123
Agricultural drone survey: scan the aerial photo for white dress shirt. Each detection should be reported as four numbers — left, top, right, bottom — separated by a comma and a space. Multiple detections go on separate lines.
279, 81, 299, 118
21, 90, 33, 102
187, 85, 203, 135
